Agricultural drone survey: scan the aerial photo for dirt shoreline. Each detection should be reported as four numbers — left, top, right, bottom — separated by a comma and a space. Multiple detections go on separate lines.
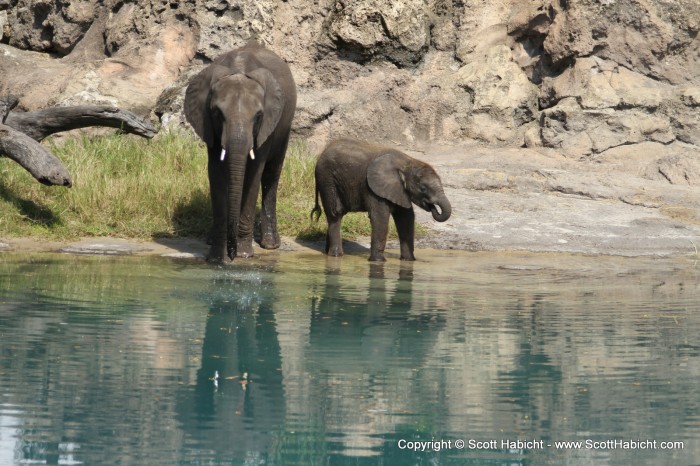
0, 235, 380, 259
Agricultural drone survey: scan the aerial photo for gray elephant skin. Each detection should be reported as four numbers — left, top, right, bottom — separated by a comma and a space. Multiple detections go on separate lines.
312, 139, 452, 261
184, 41, 296, 263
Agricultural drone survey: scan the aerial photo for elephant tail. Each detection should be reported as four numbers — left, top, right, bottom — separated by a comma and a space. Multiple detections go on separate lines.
310, 184, 322, 222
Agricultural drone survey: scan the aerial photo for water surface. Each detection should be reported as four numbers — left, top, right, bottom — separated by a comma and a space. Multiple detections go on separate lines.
1, 250, 698, 465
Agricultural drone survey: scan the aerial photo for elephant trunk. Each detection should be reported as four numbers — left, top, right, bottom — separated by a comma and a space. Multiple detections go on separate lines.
226, 132, 250, 258
431, 193, 452, 222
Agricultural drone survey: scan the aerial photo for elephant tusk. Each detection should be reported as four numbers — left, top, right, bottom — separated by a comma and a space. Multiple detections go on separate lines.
220, 148, 226, 161
249, 149, 255, 160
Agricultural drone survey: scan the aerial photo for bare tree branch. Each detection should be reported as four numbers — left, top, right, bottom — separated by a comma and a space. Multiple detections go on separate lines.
4, 105, 158, 141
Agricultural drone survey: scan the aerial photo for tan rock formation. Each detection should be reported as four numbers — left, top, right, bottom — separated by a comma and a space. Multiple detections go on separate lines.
1, 0, 698, 176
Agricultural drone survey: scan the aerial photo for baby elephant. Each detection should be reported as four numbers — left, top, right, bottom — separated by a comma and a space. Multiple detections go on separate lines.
311, 139, 452, 261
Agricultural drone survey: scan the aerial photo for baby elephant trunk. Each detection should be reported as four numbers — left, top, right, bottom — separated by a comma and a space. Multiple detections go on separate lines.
431, 194, 452, 222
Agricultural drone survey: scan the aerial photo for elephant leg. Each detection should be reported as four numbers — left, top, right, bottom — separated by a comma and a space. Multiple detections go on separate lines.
259, 140, 288, 249
368, 201, 391, 262
207, 149, 230, 263
236, 161, 266, 258
392, 207, 416, 261
318, 182, 345, 257
325, 214, 344, 257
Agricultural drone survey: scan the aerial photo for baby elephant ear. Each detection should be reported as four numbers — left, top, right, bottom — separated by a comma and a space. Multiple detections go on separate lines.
367, 152, 412, 209
245, 68, 284, 147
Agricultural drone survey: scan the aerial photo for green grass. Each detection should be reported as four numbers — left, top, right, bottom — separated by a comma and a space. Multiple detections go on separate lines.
0, 131, 401, 242
1, 131, 208, 239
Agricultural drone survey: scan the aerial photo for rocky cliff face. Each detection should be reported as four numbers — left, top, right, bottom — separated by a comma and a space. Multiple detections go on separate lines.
1, 0, 699, 167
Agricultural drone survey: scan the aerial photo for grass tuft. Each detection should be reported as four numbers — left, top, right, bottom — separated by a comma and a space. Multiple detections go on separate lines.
0, 131, 401, 242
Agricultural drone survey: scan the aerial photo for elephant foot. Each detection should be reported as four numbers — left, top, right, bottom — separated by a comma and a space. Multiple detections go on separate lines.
206, 250, 233, 265
368, 254, 386, 262
235, 239, 255, 258
326, 246, 344, 257
400, 254, 416, 261
259, 231, 280, 249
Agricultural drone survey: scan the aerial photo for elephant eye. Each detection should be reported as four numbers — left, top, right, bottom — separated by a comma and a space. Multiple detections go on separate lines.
212, 107, 224, 121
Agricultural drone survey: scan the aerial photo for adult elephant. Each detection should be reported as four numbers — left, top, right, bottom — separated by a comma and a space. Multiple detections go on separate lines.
312, 139, 452, 261
185, 41, 296, 263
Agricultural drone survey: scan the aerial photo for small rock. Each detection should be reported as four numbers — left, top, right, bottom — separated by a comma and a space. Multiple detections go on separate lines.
161, 252, 205, 259
681, 87, 700, 107
524, 125, 542, 148
498, 265, 545, 271
59, 240, 152, 256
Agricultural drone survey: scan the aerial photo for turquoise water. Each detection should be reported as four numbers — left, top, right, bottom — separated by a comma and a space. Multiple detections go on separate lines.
0, 250, 698, 465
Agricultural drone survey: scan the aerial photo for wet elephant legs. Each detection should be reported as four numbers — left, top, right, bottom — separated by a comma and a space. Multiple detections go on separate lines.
258, 138, 289, 250
392, 207, 415, 261
235, 168, 259, 258
324, 203, 415, 262
368, 203, 390, 262
368, 203, 415, 262
325, 213, 344, 257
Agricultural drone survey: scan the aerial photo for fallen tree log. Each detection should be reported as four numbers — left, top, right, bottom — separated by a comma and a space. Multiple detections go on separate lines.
5, 105, 158, 141
0, 96, 157, 186
0, 123, 73, 186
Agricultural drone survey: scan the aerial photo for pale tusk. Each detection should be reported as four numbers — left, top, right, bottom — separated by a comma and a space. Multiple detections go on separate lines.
249, 149, 255, 160
220, 148, 226, 161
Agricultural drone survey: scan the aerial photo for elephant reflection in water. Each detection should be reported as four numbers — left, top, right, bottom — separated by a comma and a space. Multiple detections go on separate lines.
176, 277, 285, 460
288, 261, 447, 456
177, 262, 448, 460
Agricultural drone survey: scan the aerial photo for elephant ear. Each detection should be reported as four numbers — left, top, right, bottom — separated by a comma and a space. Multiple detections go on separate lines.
246, 67, 284, 147
184, 65, 229, 147
367, 152, 412, 209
